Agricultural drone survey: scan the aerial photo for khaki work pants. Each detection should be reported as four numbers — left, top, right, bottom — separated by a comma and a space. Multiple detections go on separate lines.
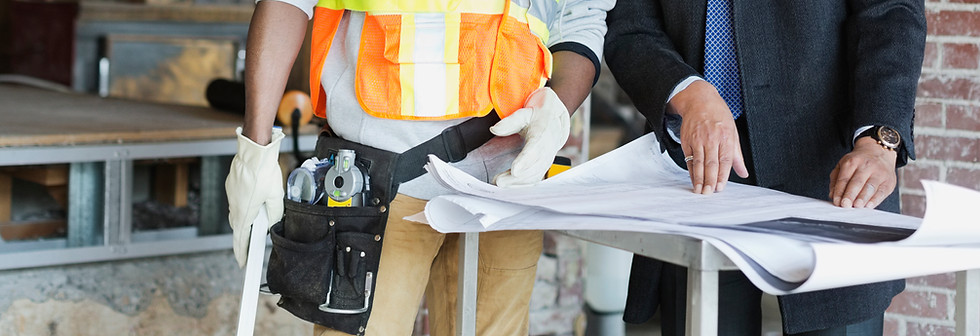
315, 194, 543, 336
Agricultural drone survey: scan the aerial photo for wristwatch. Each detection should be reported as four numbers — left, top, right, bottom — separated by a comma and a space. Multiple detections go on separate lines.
858, 125, 901, 151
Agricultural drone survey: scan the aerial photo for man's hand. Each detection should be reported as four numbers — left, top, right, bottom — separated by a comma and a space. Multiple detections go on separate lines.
226, 127, 285, 267
491, 87, 570, 188
669, 80, 749, 194
829, 137, 899, 208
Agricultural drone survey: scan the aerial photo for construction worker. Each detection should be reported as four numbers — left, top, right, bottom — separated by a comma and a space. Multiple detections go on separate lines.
225, 0, 613, 335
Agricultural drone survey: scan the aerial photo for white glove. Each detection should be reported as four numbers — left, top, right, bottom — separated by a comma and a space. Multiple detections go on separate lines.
226, 127, 285, 268
491, 87, 570, 188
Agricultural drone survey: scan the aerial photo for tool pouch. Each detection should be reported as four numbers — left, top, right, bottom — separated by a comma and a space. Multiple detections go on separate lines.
266, 133, 399, 335
264, 114, 500, 335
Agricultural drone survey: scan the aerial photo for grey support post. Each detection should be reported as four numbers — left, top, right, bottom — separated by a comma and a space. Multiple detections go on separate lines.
68, 162, 104, 247
685, 241, 724, 336
957, 270, 980, 336
456, 232, 479, 336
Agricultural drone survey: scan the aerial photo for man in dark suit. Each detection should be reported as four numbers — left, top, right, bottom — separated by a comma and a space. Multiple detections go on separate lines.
604, 0, 925, 335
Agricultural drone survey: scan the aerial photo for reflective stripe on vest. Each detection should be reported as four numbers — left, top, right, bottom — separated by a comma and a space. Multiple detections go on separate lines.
309, 0, 553, 120
316, 0, 504, 14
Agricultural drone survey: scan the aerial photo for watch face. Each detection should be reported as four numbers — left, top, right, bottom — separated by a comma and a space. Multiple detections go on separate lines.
877, 126, 901, 148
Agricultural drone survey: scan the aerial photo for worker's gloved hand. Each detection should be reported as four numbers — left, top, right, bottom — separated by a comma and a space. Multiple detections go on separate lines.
226, 127, 285, 268
491, 87, 570, 188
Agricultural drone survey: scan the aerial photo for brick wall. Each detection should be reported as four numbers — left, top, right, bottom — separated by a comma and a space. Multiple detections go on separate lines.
888, 1, 980, 335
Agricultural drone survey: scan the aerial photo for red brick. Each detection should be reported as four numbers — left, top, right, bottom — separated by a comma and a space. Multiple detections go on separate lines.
884, 317, 900, 336
901, 163, 942, 190
942, 43, 980, 69
901, 193, 928, 218
907, 273, 957, 289
914, 134, 980, 162
947, 105, 980, 132
947, 167, 980, 190
914, 102, 944, 128
906, 322, 956, 336
917, 75, 980, 101
924, 42, 939, 68
888, 290, 950, 319
927, 11, 980, 37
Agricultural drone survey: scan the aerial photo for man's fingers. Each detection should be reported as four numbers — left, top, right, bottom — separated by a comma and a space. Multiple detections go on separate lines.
830, 158, 859, 206
730, 132, 749, 179
852, 182, 878, 208
717, 134, 743, 192
829, 165, 840, 200
717, 159, 732, 192
839, 168, 873, 208
865, 182, 893, 209
689, 147, 705, 194
701, 144, 721, 194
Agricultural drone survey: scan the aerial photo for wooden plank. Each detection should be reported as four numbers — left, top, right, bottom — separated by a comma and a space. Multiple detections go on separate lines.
155, 162, 189, 207
9, 165, 68, 186
0, 173, 10, 223
0, 85, 321, 148
78, 3, 253, 23
47, 185, 69, 209
105, 34, 238, 107
0, 219, 67, 241
0, 85, 242, 147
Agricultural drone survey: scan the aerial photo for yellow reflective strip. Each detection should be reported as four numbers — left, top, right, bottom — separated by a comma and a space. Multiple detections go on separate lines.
316, 0, 504, 14
456, 1, 504, 13
506, 2, 527, 22
400, 64, 415, 117
506, 2, 549, 44
444, 12, 460, 64
526, 14, 550, 45
445, 63, 460, 116
398, 14, 415, 64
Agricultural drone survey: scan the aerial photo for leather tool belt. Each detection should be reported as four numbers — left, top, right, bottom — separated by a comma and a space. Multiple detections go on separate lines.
264, 114, 500, 335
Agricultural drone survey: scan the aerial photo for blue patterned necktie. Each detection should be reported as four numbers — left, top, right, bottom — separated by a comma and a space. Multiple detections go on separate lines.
704, 0, 744, 119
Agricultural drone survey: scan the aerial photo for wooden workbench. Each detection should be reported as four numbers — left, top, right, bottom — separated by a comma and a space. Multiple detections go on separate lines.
0, 84, 318, 270
0, 84, 244, 147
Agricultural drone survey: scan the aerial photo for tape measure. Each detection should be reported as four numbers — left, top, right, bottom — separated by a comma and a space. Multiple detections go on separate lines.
546, 156, 572, 179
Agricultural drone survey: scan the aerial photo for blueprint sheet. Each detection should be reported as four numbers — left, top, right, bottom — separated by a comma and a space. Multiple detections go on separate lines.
419, 133, 980, 294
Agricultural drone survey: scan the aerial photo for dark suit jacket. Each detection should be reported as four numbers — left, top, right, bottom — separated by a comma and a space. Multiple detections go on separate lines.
604, 0, 925, 333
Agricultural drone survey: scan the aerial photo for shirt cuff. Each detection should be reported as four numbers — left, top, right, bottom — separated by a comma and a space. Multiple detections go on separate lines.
256, 0, 316, 20
853, 125, 874, 146
549, 42, 601, 86
667, 76, 705, 103
664, 76, 705, 144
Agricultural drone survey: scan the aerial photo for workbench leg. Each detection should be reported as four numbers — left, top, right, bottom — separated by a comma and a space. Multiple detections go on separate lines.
456, 232, 479, 336
957, 270, 980, 336
68, 162, 104, 247
686, 267, 718, 336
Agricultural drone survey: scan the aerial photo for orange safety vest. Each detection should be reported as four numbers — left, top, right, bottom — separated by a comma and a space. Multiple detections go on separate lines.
309, 0, 553, 121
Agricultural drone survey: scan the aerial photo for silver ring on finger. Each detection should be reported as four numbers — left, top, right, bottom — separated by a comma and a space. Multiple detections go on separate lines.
866, 184, 876, 191
684, 155, 695, 163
